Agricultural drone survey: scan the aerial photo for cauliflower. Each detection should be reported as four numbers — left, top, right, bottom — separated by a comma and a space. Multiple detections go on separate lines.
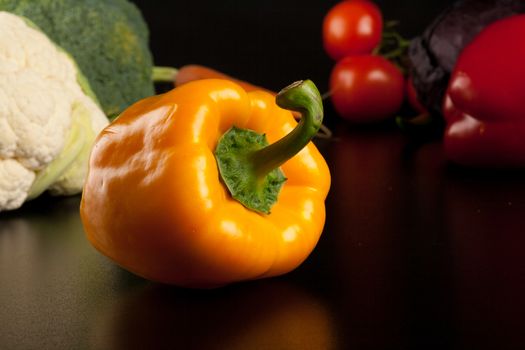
0, 0, 156, 117
0, 12, 108, 211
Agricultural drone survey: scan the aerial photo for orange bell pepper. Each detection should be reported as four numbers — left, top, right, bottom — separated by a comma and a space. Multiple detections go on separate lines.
80, 79, 330, 288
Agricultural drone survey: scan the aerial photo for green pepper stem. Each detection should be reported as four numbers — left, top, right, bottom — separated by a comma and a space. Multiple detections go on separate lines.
152, 66, 178, 83
251, 80, 323, 178
215, 80, 323, 214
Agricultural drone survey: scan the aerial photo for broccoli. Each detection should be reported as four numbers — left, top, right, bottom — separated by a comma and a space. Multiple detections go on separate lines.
0, 0, 155, 117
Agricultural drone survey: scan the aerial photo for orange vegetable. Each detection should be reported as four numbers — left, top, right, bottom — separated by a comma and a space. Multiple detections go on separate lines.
80, 79, 330, 287
178, 64, 273, 94
153, 64, 273, 94
152, 64, 331, 137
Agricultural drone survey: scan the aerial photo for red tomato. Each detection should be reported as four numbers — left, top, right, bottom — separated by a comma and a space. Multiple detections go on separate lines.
329, 55, 404, 122
323, 0, 383, 60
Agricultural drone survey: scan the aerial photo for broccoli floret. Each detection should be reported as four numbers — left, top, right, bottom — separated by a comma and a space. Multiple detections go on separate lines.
0, 0, 155, 117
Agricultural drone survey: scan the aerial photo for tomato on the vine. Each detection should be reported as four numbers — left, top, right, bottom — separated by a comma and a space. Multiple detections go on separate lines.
322, 0, 383, 61
329, 55, 404, 123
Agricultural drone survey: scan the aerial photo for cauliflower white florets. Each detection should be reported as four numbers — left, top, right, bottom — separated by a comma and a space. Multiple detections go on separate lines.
0, 12, 108, 211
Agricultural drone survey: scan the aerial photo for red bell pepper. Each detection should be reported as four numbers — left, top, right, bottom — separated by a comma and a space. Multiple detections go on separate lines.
443, 14, 525, 168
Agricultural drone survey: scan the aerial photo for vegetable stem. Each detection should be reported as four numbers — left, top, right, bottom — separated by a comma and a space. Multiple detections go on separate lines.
152, 66, 178, 83
251, 80, 323, 178
215, 80, 323, 214
27, 103, 88, 199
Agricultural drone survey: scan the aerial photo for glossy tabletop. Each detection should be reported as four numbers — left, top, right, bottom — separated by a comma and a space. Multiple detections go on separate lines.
2, 1, 525, 349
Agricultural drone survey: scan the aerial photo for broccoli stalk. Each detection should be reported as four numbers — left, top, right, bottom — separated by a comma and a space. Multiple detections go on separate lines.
152, 66, 180, 84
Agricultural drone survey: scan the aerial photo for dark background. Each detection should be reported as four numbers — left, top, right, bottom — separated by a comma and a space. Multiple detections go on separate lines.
133, 0, 454, 103
3, 1, 525, 350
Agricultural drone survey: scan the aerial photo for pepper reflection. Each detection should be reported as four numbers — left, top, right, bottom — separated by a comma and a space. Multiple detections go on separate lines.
444, 166, 525, 348
90, 280, 337, 350
327, 128, 412, 348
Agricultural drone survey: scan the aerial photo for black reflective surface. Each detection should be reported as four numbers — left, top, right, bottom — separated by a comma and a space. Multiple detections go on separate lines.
3, 128, 525, 349
2, 1, 525, 349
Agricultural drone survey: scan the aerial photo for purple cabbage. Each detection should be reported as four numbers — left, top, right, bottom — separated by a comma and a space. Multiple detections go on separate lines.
408, 0, 525, 116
